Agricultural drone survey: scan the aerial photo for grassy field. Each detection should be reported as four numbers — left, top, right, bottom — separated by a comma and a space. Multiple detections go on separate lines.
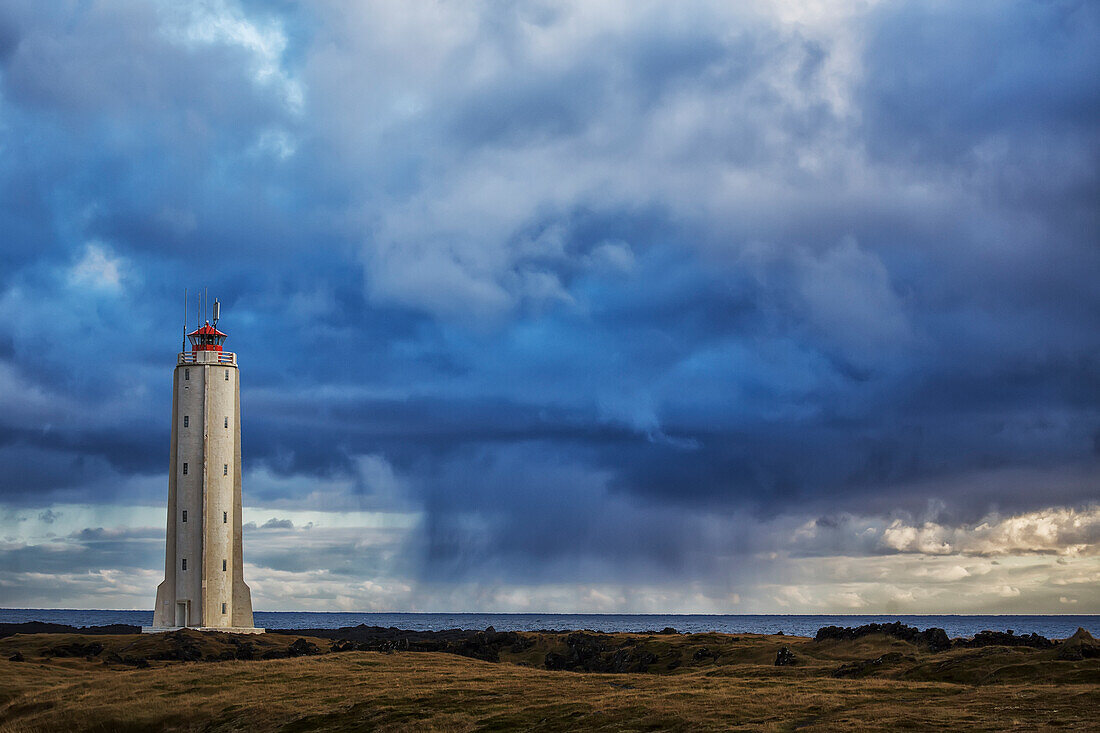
2, 629, 1097, 731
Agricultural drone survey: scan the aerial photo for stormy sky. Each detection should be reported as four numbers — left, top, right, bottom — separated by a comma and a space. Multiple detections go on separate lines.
1, 0, 1098, 613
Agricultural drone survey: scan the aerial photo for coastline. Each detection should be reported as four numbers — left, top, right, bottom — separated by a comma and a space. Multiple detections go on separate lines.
2, 621, 1097, 730
2, 609, 1097, 639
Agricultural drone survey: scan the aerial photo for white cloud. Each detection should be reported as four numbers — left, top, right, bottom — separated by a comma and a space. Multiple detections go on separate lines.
584, 240, 635, 273
250, 128, 297, 160
296, 0, 899, 321
882, 521, 954, 555
163, 0, 303, 112
878, 506, 1100, 557
68, 242, 127, 291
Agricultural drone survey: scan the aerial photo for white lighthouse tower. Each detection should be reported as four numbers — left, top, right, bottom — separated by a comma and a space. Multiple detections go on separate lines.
144, 300, 263, 633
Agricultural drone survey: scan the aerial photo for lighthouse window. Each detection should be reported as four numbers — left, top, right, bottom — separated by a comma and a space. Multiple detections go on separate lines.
224, 464, 228, 476
183, 415, 189, 428
182, 510, 187, 523
224, 417, 228, 428
184, 368, 189, 381
224, 370, 229, 381
182, 462, 188, 475
222, 559, 227, 571
181, 558, 187, 571
222, 602, 227, 614
223, 511, 228, 523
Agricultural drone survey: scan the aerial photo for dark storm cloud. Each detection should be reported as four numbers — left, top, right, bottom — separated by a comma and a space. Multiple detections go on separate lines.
0, 527, 162, 575
861, 0, 1100, 161
0, 0, 1097, 593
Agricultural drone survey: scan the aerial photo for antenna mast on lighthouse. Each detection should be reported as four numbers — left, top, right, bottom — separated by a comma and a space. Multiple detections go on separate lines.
183, 288, 188, 353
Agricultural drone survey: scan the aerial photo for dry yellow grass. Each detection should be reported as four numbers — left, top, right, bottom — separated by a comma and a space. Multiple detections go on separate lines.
1, 632, 1097, 731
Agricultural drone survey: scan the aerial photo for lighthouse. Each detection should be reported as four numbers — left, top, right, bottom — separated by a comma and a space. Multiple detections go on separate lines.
144, 300, 263, 633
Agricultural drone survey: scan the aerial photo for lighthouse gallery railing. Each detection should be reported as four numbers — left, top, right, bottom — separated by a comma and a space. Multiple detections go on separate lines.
178, 351, 236, 365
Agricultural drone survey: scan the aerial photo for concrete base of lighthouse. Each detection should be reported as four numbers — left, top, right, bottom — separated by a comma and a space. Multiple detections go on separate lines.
141, 626, 265, 634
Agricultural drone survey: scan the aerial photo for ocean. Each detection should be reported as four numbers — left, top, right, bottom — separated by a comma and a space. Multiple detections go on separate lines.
1, 609, 1096, 639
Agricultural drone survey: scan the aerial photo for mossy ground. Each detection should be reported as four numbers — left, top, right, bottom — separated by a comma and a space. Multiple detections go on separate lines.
1, 630, 1097, 731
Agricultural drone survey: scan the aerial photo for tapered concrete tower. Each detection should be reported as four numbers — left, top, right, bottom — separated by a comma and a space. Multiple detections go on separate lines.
144, 304, 262, 633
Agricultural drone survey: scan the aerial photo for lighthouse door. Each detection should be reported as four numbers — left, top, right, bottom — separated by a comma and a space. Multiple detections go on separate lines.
176, 602, 188, 627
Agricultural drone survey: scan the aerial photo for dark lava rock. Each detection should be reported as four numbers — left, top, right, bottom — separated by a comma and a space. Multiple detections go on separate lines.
269, 624, 564, 664
544, 651, 570, 671
316, 626, 526, 663
510, 636, 535, 653
9, 651, 24, 662
455, 632, 495, 662
148, 631, 202, 662
658, 627, 678, 635
832, 652, 910, 678
47, 641, 104, 658
271, 624, 467, 655
83, 624, 141, 635
955, 629, 1054, 650
692, 647, 719, 662
1056, 628, 1100, 661
104, 652, 150, 668
774, 646, 796, 666
815, 622, 951, 653
563, 632, 613, 669
287, 638, 321, 657
271, 624, 669, 673
542, 632, 660, 673
0, 622, 141, 639
466, 630, 529, 662
609, 648, 658, 673
256, 633, 323, 655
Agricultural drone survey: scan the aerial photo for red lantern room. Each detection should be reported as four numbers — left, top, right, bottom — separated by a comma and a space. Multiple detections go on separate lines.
188, 321, 227, 352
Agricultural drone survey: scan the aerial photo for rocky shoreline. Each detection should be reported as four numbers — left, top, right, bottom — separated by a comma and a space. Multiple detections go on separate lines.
3, 621, 1097, 730
3, 620, 1097, 674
